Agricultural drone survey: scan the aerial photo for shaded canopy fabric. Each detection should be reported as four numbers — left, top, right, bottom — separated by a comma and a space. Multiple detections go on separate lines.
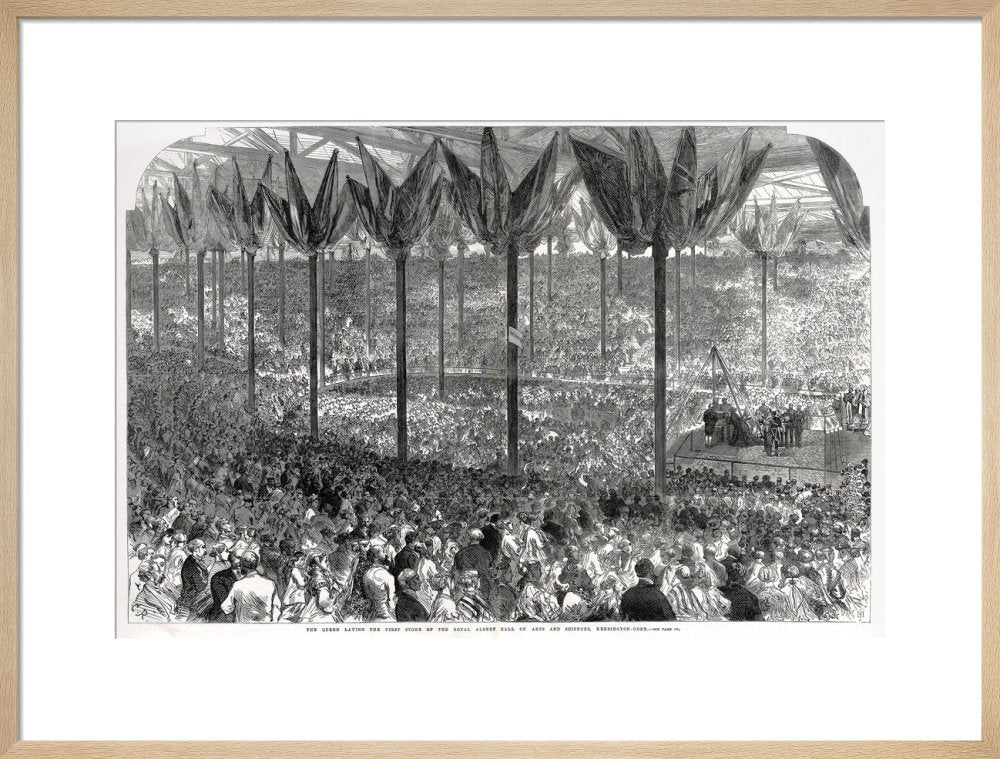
807, 137, 870, 258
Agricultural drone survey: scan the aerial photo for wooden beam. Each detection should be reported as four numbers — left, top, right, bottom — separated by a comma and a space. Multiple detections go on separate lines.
744, 196, 835, 210
149, 157, 181, 173
160, 140, 363, 177
299, 136, 332, 156
402, 126, 540, 155
222, 128, 252, 146
252, 128, 286, 153
766, 179, 828, 194
758, 168, 820, 184
301, 126, 429, 159
514, 125, 549, 141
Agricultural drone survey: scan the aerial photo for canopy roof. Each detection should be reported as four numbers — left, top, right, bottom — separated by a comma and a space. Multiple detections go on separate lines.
138, 124, 859, 244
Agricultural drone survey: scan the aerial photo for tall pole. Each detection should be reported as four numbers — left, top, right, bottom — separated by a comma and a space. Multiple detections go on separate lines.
761, 252, 768, 385
210, 250, 217, 333
394, 251, 408, 463
438, 258, 445, 399
196, 251, 205, 371
652, 239, 668, 497
711, 348, 717, 405
529, 246, 535, 362
151, 251, 161, 353
617, 240, 623, 297
691, 244, 699, 355
457, 242, 465, 351
240, 250, 246, 295
184, 248, 191, 297
307, 253, 318, 440
218, 250, 227, 353
506, 245, 519, 477
599, 253, 607, 362
277, 242, 286, 349
546, 235, 553, 303
318, 249, 326, 387
246, 250, 256, 410
674, 245, 682, 383
365, 243, 372, 357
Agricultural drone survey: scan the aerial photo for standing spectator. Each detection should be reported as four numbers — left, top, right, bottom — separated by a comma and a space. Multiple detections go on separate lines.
390, 532, 420, 580
177, 539, 209, 618
206, 551, 240, 622
221, 552, 281, 623
702, 404, 718, 449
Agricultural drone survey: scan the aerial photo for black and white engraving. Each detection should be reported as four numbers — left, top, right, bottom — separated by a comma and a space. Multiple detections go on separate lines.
123, 124, 873, 626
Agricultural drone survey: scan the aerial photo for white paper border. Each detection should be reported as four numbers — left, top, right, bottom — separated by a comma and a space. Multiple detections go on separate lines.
21, 19, 980, 742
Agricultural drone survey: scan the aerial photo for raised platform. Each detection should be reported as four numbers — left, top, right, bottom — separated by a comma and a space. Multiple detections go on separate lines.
669, 428, 871, 486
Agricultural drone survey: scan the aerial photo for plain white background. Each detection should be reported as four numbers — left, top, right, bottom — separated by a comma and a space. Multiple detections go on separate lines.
21, 20, 980, 741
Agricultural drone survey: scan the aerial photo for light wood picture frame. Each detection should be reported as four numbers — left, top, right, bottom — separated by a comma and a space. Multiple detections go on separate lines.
0, 3, 994, 757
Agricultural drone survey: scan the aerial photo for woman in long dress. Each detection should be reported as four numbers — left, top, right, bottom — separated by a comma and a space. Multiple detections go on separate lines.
665, 566, 707, 621
692, 563, 731, 621
429, 573, 460, 622
778, 565, 820, 621
754, 567, 791, 621
513, 563, 558, 622
278, 552, 308, 622
301, 555, 340, 624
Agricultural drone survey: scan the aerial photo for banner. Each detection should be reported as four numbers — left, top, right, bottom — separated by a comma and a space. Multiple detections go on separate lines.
507, 326, 524, 347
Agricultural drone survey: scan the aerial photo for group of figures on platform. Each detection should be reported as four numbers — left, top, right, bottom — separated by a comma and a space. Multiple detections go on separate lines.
700, 399, 757, 449
834, 385, 872, 434
755, 402, 811, 456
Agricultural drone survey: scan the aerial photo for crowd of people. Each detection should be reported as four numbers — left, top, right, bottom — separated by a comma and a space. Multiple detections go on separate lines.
126, 364, 872, 625
321, 377, 664, 484
126, 241, 872, 625
128, 240, 869, 393
127, 411, 871, 624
